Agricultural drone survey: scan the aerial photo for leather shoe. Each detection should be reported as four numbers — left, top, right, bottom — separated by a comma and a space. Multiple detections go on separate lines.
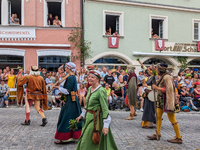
21, 120, 31, 125
147, 134, 161, 140
40, 118, 48, 127
167, 137, 183, 144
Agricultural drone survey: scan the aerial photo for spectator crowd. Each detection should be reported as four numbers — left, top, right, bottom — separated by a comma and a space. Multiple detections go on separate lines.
0, 62, 200, 113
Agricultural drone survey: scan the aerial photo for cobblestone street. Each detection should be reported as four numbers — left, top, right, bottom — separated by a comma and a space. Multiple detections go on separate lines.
0, 108, 199, 150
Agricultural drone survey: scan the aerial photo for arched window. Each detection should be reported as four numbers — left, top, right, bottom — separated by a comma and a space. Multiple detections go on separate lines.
188, 59, 200, 70
143, 58, 172, 66
0, 55, 24, 69
93, 56, 128, 70
39, 56, 70, 71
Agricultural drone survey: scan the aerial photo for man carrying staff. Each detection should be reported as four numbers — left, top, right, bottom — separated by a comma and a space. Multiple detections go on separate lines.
147, 63, 182, 144
17, 66, 48, 126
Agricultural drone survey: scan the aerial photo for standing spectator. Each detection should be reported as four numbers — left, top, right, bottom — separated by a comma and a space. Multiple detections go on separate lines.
137, 70, 145, 87
78, 68, 85, 86
178, 69, 185, 89
51, 72, 57, 84
78, 84, 87, 106
0, 69, 2, 80
173, 75, 178, 89
118, 69, 125, 87
112, 82, 124, 110
104, 83, 112, 109
48, 13, 54, 25
24, 69, 30, 76
57, 67, 63, 80
41, 68, 47, 81
7, 69, 16, 101
104, 70, 115, 88
101, 67, 108, 79
4, 66, 10, 84
1, 69, 6, 81
192, 68, 198, 78
16, 68, 24, 107
0, 79, 10, 108
137, 82, 147, 112
184, 74, 193, 93
112, 69, 118, 84
45, 73, 53, 85
116, 66, 121, 77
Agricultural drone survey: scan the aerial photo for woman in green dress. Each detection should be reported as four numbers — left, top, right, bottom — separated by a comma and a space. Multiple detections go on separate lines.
76, 70, 118, 150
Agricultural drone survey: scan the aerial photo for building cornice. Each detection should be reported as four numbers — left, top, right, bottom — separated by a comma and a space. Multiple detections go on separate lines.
133, 52, 200, 57
87, 0, 200, 13
0, 43, 71, 47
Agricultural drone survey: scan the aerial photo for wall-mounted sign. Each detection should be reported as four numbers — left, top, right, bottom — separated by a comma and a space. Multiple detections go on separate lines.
164, 42, 197, 52
0, 27, 36, 41
108, 37, 119, 48
197, 42, 200, 52
155, 39, 165, 50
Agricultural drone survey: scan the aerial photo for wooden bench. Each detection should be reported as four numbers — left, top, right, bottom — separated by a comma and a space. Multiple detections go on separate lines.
8, 88, 17, 98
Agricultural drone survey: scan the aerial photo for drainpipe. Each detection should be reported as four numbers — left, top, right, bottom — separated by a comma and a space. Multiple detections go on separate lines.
81, 0, 85, 67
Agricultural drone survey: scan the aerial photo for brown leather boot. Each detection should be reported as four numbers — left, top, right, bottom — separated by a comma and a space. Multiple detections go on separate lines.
167, 137, 183, 144
125, 113, 134, 120
134, 111, 137, 116
147, 134, 161, 140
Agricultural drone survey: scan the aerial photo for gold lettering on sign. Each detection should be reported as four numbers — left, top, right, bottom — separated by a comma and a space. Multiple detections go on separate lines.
164, 43, 197, 53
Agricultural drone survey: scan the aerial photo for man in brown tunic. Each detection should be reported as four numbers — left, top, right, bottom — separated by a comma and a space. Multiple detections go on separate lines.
17, 66, 48, 126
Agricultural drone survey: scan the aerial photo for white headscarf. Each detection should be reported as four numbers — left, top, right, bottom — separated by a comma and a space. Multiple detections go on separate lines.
65, 62, 76, 72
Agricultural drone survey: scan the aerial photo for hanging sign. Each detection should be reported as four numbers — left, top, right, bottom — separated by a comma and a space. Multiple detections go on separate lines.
155, 39, 165, 50
108, 37, 119, 48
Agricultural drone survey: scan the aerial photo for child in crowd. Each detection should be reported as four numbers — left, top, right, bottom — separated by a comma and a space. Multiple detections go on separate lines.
78, 84, 87, 106
104, 83, 112, 110
184, 74, 193, 93
173, 75, 178, 89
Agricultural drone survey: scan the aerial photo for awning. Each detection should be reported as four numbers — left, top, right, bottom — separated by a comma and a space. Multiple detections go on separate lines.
133, 52, 200, 57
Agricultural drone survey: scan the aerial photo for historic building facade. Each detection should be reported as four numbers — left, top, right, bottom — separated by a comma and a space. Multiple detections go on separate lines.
84, 0, 200, 74
0, 0, 81, 71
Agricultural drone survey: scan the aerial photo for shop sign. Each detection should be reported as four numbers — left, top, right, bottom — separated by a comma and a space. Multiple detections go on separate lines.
0, 27, 36, 41
164, 42, 197, 52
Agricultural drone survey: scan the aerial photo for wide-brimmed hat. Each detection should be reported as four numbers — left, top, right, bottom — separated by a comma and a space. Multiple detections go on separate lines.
31, 66, 39, 71
181, 84, 186, 87
111, 69, 117, 73
127, 65, 135, 70
184, 68, 190, 72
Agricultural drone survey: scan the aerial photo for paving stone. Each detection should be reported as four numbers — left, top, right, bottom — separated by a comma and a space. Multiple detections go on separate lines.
0, 108, 199, 149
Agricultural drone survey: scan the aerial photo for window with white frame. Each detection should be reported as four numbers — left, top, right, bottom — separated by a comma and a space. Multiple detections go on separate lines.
150, 15, 168, 39
193, 22, 200, 41
103, 10, 124, 36
44, 0, 65, 27
8, 0, 21, 25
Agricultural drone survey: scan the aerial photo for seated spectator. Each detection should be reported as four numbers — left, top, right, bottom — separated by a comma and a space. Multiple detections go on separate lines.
45, 73, 53, 85
48, 13, 54, 25
184, 68, 191, 74
104, 83, 112, 109
193, 82, 200, 107
113, 31, 120, 37
184, 74, 193, 93
9, 14, 19, 25
111, 82, 124, 110
137, 82, 147, 112
137, 70, 145, 87
179, 84, 197, 110
78, 84, 87, 106
53, 15, 62, 26
0, 79, 10, 108
193, 73, 199, 83
41, 68, 47, 81
105, 27, 112, 35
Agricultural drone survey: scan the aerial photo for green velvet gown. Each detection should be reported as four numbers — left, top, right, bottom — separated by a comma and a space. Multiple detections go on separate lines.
76, 86, 118, 150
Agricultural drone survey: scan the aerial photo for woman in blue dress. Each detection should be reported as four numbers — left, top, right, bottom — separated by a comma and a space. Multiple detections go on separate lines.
54, 62, 82, 144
